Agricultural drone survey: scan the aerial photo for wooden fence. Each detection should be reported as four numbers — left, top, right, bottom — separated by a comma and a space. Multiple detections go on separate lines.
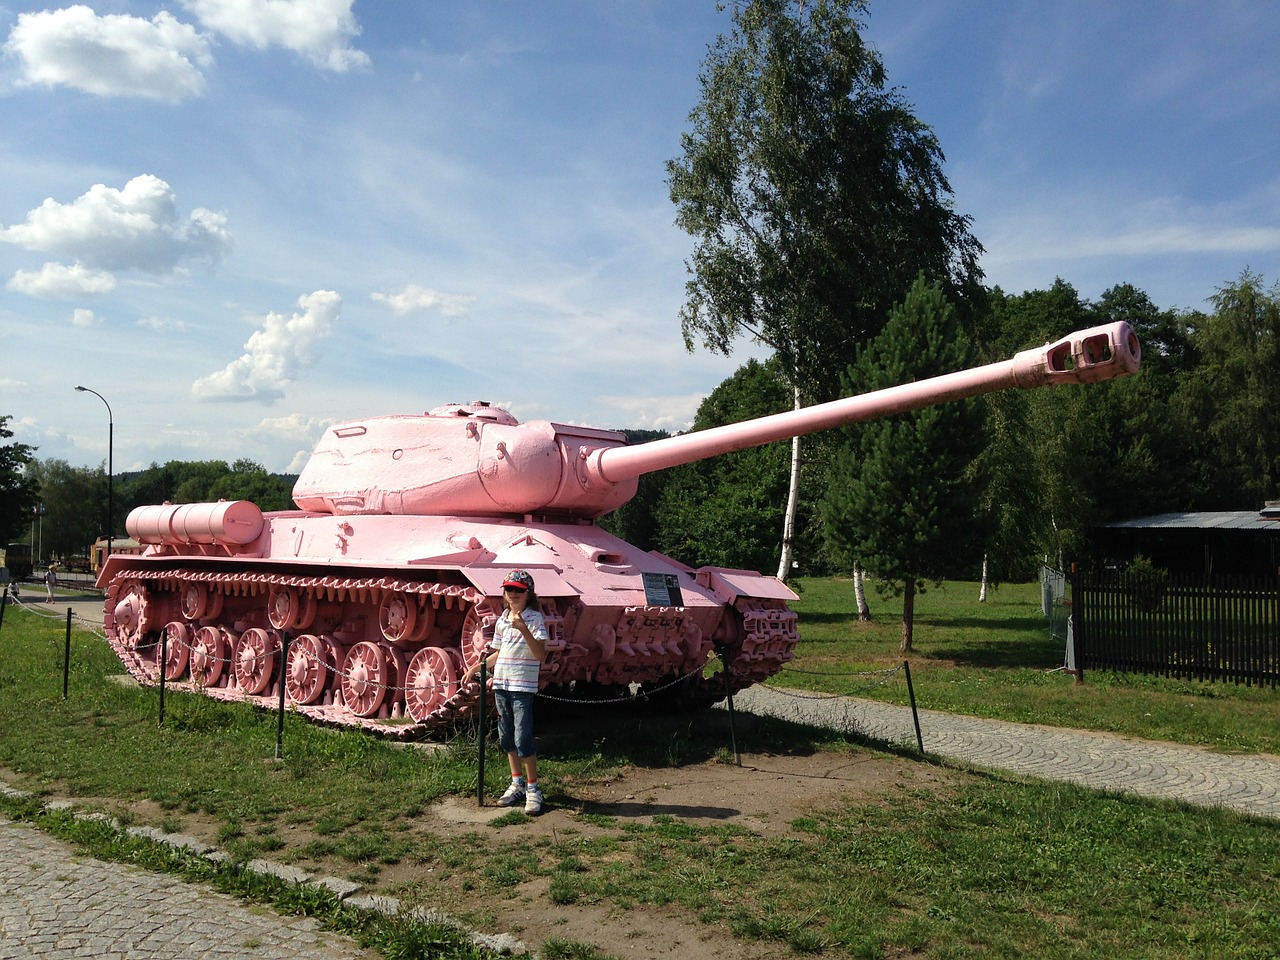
1071, 568, 1279, 688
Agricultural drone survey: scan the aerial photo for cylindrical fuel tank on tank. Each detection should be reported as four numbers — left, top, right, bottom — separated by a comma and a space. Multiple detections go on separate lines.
127, 500, 265, 546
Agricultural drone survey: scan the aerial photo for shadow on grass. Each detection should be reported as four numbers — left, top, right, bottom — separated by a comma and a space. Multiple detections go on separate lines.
922, 635, 1064, 669
920, 615, 1048, 633
536, 700, 922, 772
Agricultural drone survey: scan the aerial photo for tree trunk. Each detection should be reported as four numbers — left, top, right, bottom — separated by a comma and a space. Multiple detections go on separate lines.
978, 553, 989, 603
899, 576, 916, 653
853, 562, 872, 621
775, 383, 803, 582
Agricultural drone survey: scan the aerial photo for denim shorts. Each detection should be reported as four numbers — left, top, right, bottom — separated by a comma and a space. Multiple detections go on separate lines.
494, 689, 536, 757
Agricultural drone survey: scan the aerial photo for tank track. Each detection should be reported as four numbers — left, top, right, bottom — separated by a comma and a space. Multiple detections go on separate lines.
103, 568, 490, 740
101, 569, 798, 739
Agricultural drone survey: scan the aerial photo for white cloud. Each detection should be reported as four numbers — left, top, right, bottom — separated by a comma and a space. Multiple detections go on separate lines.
590, 393, 708, 433
182, 0, 370, 72
245, 413, 331, 473
370, 284, 476, 317
191, 290, 341, 403
6, 261, 117, 298
137, 315, 190, 332
3, 5, 212, 101
71, 308, 100, 327
1, 175, 231, 275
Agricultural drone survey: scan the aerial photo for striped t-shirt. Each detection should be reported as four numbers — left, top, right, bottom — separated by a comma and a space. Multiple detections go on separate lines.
489, 608, 549, 693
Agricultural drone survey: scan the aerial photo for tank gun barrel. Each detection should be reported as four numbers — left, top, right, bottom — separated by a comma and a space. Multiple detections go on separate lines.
587, 320, 1141, 486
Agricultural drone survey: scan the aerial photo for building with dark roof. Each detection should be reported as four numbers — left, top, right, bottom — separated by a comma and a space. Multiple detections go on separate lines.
1095, 503, 1280, 578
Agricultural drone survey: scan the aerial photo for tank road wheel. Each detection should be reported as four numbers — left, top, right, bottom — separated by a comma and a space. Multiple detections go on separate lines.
234, 628, 278, 695
267, 585, 317, 631
190, 626, 229, 687
378, 592, 434, 643
404, 646, 464, 721
179, 582, 223, 621
461, 600, 500, 668
162, 622, 192, 681
113, 581, 152, 649
285, 634, 331, 705
341, 641, 389, 717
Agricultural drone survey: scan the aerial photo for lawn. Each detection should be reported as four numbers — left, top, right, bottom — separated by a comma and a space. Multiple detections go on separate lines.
0, 583, 1277, 960
780, 577, 1279, 755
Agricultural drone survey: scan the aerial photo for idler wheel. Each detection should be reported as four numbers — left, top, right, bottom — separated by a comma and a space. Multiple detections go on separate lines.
341, 641, 389, 717
179, 583, 223, 621
404, 646, 464, 721
233, 627, 278, 695
268, 585, 316, 630
190, 625, 229, 687
285, 633, 331, 705
162, 621, 192, 681
113, 581, 152, 649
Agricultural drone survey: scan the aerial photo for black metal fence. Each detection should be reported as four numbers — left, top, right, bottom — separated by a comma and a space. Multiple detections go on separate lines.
1071, 568, 1279, 688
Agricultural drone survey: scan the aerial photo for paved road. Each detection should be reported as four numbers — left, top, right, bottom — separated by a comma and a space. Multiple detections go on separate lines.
3, 594, 1278, 959
728, 685, 1280, 820
0, 816, 378, 960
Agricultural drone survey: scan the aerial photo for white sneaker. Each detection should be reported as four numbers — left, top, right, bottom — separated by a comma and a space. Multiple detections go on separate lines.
497, 780, 525, 807
523, 783, 543, 815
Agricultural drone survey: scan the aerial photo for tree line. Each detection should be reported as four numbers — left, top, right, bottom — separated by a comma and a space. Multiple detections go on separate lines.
0, 451, 295, 569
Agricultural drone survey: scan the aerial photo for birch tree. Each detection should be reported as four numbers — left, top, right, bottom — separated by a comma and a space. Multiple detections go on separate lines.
668, 0, 983, 580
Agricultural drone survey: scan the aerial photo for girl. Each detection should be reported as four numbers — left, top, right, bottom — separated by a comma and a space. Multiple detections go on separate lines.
462, 569, 549, 814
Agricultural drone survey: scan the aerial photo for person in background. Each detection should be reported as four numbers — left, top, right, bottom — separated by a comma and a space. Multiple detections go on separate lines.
44, 564, 57, 603
461, 569, 549, 814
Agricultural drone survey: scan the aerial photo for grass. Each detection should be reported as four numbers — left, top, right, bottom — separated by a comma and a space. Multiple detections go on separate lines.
780, 577, 1280, 755
1, 585, 1278, 959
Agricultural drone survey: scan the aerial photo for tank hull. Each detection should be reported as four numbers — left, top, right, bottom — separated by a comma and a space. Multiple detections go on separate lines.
100, 508, 798, 737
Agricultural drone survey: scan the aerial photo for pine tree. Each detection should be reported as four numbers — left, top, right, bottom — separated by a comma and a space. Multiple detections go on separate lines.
820, 276, 984, 652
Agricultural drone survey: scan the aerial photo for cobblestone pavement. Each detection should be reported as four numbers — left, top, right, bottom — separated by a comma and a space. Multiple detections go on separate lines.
729, 685, 1280, 820
0, 817, 378, 960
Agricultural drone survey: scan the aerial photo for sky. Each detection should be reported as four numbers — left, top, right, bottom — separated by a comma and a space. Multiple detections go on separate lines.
2, 1, 1278, 477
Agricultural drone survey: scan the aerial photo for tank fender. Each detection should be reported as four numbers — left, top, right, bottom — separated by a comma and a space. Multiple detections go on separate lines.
459, 564, 581, 599
695, 567, 798, 605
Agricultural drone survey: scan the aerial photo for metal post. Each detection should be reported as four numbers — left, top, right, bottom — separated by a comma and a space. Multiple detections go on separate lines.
158, 627, 168, 726
275, 633, 291, 760
0, 589, 7, 632
717, 644, 741, 766
62, 608, 73, 699
74, 386, 114, 564
476, 658, 487, 807
903, 660, 924, 753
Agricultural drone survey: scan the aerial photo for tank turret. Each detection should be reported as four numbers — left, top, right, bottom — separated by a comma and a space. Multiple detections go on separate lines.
97, 321, 1140, 737
292, 321, 1140, 520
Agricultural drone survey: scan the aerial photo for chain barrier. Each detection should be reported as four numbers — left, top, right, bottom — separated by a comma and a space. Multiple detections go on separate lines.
12, 595, 908, 708
531, 662, 713, 704
11, 593, 925, 757
5, 595, 107, 639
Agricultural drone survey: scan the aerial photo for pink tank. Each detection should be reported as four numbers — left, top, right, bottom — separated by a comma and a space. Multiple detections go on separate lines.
97, 322, 1141, 736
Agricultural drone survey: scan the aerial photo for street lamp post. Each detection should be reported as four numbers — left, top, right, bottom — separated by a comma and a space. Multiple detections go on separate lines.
74, 385, 114, 568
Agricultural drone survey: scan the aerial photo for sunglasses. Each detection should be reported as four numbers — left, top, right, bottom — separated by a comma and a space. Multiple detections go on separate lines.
503, 586, 527, 594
